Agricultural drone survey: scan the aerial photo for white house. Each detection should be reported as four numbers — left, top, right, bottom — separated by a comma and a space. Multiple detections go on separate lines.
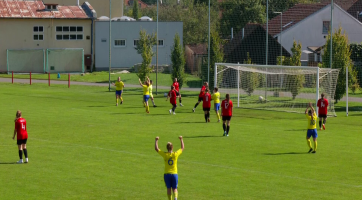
266, 3, 362, 65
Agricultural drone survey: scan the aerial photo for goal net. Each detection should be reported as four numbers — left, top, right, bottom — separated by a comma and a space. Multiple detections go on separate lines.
7, 49, 45, 73
215, 63, 340, 116
46, 48, 84, 73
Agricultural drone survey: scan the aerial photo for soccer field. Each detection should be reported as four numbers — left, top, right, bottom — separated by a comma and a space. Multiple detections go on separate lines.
0, 83, 361, 200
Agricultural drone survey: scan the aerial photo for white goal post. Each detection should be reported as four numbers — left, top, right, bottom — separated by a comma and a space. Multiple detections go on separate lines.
214, 63, 340, 116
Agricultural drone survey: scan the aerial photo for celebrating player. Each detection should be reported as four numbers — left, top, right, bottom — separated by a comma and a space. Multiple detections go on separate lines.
193, 82, 208, 112
305, 103, 318, 153
13, 110, 28, 164
155, 136, 184, 200
211, 87, 221, 122
112, 77, 124, 106
221, 94, 233, 136
203, 88, 212, 122
166, 85, 179, 115
173, 78, 183, 107
139, 77, 150, 113
149, 80, 157, 107
317, 93, 329, 130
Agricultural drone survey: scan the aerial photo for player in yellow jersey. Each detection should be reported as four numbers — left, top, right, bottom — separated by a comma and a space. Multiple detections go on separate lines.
211, 87, 221, 122
112, 77, 125, 106
139, 77, 150, 113
155, 136, 184, 200
305, 103, 318, 153
149, 80, 157, 107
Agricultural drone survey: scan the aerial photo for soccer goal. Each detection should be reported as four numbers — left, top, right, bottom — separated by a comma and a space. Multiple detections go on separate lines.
46, 48, 84, 73
215, 63, 340, 116
7, 49, 45, 73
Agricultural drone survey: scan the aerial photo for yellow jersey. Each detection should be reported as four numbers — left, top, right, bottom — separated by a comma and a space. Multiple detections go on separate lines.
148, 85, 153, 96
158, 149, 182, 174
142, 85, 150, 95
306, 112, 317, 129
115, 81, 124, 91
212, 92, 220, 103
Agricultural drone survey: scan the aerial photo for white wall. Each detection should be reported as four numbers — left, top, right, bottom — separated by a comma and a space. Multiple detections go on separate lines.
275, 4, 362, 55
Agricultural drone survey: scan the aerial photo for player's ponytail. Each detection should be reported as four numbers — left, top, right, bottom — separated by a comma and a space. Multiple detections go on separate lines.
308, 110, 313, 121
15, 110, 21, 122
167, 142, 173, 152
226, 93, 230, 100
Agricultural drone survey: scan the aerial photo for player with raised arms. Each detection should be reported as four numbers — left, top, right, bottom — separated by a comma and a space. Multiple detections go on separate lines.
193, 82, 208, 112
112, 77, 124, 106
13, 110, 29, 164
317, 93, 329, 130
155, 136, 184, 200
221, 94, 233, 136
139, 77, 151, 113
203, 88, 212, 122
305, 102, 318, 153
211, 87, 221, 122
166, 85, 179, 115
173, 78, 183, 107
149, 80, 157, 107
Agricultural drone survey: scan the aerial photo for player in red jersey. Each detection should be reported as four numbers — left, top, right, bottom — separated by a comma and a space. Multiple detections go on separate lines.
317, 93, 329, 130
202, 88, 212, 122
221, 94, 233, 136
13, 110, 29, 164
173, 78, 183, 107
193, 82, 208, 112
166, 85, 179, 115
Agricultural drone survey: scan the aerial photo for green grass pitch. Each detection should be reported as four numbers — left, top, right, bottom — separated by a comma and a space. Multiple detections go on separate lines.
0, 83, 361, 200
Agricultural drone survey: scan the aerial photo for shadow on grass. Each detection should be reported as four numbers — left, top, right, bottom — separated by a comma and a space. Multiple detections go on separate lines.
335, 106, 362, 112
183, 135, 224, 138
263, 152, 307, 156
0, 162, 17, 164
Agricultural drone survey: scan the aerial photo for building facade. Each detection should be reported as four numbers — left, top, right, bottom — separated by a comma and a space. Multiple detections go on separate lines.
95, 20, 183, 69
0, 0, 96, 72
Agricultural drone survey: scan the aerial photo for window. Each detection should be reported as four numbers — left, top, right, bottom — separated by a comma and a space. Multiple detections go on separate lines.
158, 40, 164, 47
322, 21, 330, 34
33, 26, 44, 40
115, 39, 126, 47
55, 26, 83, 40
134, 39, 139, 47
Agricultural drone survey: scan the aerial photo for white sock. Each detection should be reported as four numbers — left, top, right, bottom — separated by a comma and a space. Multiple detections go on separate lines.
152, 100, 155, 106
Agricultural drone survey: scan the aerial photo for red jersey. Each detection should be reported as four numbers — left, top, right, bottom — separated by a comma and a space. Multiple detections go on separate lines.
15, 118, 28, 140
173, 82, 180, 92
199, 85, 206, 97
168, 90, 177, 105
221, 99, 233, 116
317, 98, 329, 115
203, 93, 211, 108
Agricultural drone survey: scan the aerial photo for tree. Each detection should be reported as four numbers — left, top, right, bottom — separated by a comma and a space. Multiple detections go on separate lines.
241, 52, 259, 96
285, 40, 305, 99
171, 33, 186, 89
322, 27, 357, 102
133, 0, 141, 20
220, 0, 266, 38
135, 30, 157, 81
141, 0, 219, 45
203, 31, 224, 88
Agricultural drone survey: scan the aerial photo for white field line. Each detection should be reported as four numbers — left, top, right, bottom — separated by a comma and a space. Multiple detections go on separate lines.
31, 138, 362, 188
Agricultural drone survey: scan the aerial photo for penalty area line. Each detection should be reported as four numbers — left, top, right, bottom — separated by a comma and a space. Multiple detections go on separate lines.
31, 138, 362, 188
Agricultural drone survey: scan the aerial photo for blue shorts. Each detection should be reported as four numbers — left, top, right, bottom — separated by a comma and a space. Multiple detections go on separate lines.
144, 95, 150, 102
214, 103, 220, 111
164, 174, 178, 189
307, 129, 318, 138
115, 90, 122, 96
